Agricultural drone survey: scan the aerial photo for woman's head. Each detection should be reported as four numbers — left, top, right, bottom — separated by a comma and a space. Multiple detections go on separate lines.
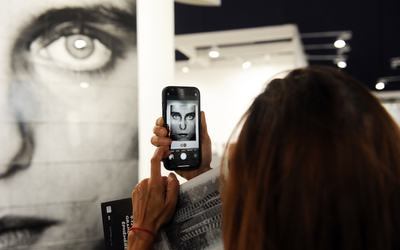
222, 66, 400, 250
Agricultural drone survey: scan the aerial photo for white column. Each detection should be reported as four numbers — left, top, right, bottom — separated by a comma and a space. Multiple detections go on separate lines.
137, 0, 175, 180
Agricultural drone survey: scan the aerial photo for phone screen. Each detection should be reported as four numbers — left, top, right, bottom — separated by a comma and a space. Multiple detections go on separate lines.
162, 86, 201, 170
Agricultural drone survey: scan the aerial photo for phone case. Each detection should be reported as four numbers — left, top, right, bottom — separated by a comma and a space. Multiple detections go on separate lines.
162, 86, 202, 170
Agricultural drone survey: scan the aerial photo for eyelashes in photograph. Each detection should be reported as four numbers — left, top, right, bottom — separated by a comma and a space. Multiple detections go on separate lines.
11, 5, 136, 78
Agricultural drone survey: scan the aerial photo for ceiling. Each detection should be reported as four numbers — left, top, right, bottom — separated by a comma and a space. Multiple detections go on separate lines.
174, 0, 400, 91
175, 24, 307, 69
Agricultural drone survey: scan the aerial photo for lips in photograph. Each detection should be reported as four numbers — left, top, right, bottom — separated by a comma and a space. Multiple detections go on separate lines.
0, 216, 60, 248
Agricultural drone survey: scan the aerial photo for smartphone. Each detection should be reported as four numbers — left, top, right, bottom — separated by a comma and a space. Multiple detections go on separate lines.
162, 86, 202, 170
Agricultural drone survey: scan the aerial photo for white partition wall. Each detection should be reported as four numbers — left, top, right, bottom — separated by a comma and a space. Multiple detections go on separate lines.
137, 0, 175, 180
375, 90, 400, 125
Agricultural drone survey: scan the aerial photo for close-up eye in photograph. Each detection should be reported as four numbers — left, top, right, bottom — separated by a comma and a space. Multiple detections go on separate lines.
1, 0, 400, 250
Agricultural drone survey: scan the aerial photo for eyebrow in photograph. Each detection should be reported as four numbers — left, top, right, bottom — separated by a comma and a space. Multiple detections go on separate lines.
29, 5, 136, 42
12, 5, 136, 72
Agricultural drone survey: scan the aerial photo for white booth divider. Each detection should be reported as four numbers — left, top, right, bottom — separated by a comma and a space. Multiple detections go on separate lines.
137, 0, 175, 181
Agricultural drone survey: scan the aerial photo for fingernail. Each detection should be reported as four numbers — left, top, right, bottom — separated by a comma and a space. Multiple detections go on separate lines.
159, 129, 164, 135
164, 138, 170, 144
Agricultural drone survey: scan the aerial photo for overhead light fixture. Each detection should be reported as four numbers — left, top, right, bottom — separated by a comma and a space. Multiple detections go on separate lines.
209, 50, 219, 58
80, 82, 90, 88
375, 82, 385, 90
209, 46, 220, 58
182, 67, 190, 73
334, 39, 346, 48
242, 61, 251, 69
335, 31, 352, 49
375, 76, 400, 90
333, 56, 347, 69
337, 61, 347, 68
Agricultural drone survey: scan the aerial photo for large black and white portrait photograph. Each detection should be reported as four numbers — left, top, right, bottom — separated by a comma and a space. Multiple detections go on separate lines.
0, 0, 138, 249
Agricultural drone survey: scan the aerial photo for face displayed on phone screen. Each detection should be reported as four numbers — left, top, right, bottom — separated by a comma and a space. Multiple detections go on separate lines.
163, 87, 201, 169
170, 104, 196, 141
166, 101, 199, 150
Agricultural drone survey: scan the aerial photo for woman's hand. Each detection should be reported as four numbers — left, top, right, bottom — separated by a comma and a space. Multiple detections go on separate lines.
128, 146, 180, 250
150, 111, 212, 180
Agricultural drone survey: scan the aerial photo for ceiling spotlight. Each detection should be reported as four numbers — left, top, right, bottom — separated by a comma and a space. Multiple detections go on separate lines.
337, 61, 347, 68
242, 61, 251, 69
375, 82, 385, 90
334, 39, 346, 48
209, 50, 219, 58
80, 82, 90, 88
209, 45, 220, 58
182, 67, 190, 73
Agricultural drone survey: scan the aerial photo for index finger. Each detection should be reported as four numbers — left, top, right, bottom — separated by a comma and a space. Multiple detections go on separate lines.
150, 146, 169, 179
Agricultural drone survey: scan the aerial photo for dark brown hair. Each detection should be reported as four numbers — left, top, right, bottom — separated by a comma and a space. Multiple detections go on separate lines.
222, 66, 400, 250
